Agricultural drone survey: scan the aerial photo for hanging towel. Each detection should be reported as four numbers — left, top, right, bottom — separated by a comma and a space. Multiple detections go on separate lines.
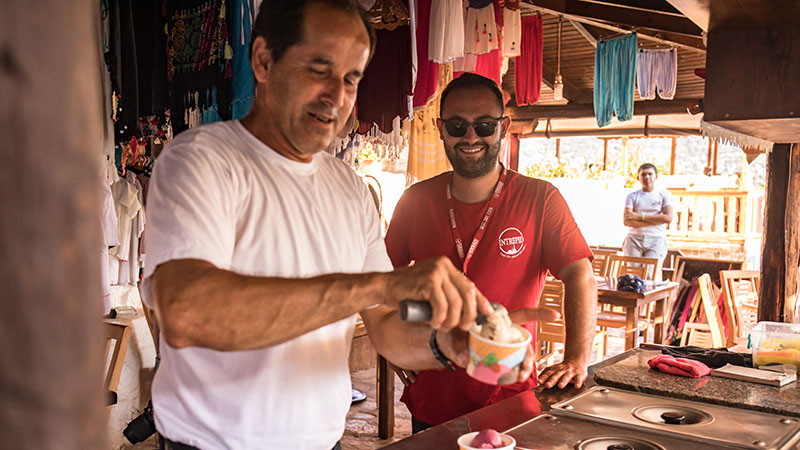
637, 48, 677, 100
413, 0, 440, 109
514, 15, 543, 106
502, 7, 522, 57
594, 33, 637, 127
231, 0, 256, 119
429, 0, 464, 63
464, 4, 498, 55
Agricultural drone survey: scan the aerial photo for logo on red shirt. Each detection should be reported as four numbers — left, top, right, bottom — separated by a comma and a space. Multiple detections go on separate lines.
498, 227, 525, 258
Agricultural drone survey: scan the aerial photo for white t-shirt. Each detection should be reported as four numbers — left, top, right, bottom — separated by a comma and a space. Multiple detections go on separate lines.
624, 188, 673, 237
142, 120, 392, 450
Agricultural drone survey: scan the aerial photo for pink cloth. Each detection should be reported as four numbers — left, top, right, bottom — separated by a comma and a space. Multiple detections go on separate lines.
514, 15, 543, 105
647, 355, 711, 378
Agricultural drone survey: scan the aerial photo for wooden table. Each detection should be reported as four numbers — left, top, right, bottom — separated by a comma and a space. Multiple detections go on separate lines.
596, 277, 679, 350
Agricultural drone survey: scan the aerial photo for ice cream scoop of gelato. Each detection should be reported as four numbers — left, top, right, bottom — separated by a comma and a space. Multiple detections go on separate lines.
471, 429, 504, 448
475, 304, 524, 343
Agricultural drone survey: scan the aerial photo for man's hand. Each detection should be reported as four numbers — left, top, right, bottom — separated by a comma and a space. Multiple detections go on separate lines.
385, 257, 495, 331
624, 210, 643, 221
508, 307, 561, 383
537, 357, 588, 389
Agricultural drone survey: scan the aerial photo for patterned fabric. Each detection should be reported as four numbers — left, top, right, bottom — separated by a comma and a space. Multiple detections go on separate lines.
594, 33, 637, 127
165, 0, 233, 134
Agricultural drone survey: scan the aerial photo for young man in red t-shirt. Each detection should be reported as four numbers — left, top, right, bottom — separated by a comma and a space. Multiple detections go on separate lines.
384, 73, 598, 431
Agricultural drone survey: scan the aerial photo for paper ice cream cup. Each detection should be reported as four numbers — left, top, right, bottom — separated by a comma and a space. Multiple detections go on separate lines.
466, 324, 532, 386
457, 431, 516, 450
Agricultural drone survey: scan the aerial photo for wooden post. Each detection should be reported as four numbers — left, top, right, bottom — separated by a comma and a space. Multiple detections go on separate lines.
786, 144, 800, 322
713, 139, 719, 175
377, 356, 395, 439
555, 138, 561, 160
707, 138, 714, 173
0, 1, 105, 448
670, 137, 677, 175
759, 143, 800, 322
621, 137, 628, 175
602, 138, 609, 171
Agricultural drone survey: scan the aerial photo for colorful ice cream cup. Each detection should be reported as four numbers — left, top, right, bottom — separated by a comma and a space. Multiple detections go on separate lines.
466, 324, 532, 385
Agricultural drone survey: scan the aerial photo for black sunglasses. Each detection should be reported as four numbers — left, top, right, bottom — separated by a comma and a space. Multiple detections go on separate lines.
440, 117, 505, 138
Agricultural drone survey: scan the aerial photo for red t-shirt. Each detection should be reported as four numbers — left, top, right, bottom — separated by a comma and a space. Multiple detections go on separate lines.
384, 170, 592, 425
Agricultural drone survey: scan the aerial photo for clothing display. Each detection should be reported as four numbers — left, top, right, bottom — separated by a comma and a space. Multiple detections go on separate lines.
357, 26, 413, 133
412, 0, 440, 109
109, 172, 146, 286
502, 7, 522, 57
101, 174, 120, 315
231, 0, 256, 118
165, 0, 233, 134
636, 48, 677, 100
385, 170, 592, 425
514, 15, 543, 106
406, 64, 453, 184
142, 120, 392, 449
428, 0, 465, 63
464, 4, 498, 55
594, 33, 638, 127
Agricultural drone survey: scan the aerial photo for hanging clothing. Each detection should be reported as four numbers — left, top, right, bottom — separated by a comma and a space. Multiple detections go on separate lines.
231, 0, 256, 119
594, 33, 637, 127
594, 33, 638, 126
514, 15, 543, 106
165, 0, 233, 134
428, 0, 464, 64
109, 173, 146, 286
101, 174, 120, 315
412, 0, 440, 109
502, 7, 522, 57
636, 47, 677, 100
464, 4, 498, 55
407, 64, 453, 184
357, 25, 413, 134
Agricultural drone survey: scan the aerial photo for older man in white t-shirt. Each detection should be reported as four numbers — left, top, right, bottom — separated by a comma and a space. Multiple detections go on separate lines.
622, 163, 674, 266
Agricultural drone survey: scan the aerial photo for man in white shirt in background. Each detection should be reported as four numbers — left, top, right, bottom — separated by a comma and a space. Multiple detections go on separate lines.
622, 163, 674, 267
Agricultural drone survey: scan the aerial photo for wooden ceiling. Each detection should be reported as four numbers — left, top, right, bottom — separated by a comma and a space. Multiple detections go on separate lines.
504, 0, 709, 136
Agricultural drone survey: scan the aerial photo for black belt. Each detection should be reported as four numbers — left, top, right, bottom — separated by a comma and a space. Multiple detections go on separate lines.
160, 435, 342, 450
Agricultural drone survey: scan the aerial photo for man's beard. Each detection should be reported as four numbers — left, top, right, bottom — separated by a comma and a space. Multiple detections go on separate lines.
445, 140, 501, 179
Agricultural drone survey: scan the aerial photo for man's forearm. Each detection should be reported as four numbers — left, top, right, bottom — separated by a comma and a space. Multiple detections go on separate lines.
152, 259, 387, 351
561, 265, 597, 364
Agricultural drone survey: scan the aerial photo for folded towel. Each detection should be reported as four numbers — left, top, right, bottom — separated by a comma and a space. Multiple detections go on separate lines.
648, 354, 711, 378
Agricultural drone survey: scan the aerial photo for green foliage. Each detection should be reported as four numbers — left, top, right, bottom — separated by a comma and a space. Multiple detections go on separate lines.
524, 159, 571, 178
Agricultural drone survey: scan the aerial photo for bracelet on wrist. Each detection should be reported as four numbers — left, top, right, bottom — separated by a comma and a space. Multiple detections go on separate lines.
429, 329, 456, 371
641, 212, 645, 222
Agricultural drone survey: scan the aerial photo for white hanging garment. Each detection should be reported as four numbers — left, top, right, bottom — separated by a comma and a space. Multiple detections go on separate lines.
428, 0, 465, 63
636, 48, 678, 100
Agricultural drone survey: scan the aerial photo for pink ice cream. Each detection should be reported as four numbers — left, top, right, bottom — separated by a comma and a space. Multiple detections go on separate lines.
471, 429, 504, 449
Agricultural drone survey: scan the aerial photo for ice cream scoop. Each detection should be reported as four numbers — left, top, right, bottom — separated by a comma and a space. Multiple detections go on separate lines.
398, 300, 500, 323
471, 429, 504, 448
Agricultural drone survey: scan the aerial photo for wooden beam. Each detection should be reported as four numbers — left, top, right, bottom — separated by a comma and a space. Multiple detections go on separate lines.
509, 99, 698, 120
0, 0, 106, 448
759, 143, 796, 322
530, 0, 703, 36
524, 1, 706, 51
377, 356, 395, 439
568, 18, 598, 48
706, 138, 713, 171
670, 137, 677, 175
603, 138, 609, 170
666, 0, 710, 32
521, 128, 701, 138
712, 139, 718, 175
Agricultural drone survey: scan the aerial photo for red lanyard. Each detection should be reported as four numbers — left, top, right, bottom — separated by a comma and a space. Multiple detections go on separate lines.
446, 166, 508, 275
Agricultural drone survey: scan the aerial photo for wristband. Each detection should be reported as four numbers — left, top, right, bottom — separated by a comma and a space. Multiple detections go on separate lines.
641, 213, 645, 222
430, 329, 456, 371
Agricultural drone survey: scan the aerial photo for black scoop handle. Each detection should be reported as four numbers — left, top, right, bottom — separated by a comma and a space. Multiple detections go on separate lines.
398, 300, 433, 322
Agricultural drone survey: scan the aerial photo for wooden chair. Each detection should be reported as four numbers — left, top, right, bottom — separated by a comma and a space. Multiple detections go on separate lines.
719, 270, 760, 346
589, 248, 618, 277
607, 255, 662, 281
680, 274, 726, 348
104, 322, 131, 406
661, 249, 685, 281
536, 279, 606, 367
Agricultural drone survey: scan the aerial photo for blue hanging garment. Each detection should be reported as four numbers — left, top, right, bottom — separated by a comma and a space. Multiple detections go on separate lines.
594, 33, 637, 127
231, 0, 256, 119
636, 48, 677, 100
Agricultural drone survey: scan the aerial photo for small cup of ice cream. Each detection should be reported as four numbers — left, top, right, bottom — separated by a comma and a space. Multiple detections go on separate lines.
458, 429, 516, 450
466, 305, 532, 385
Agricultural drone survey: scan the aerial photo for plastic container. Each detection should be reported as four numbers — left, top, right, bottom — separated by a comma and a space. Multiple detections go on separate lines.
748, 321, 800, 369
457, 431, 516, 450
